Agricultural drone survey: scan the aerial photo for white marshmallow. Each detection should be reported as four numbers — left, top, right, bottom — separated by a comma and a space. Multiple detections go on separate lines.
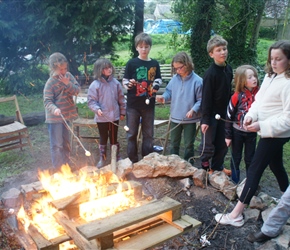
215, 114, 221, 120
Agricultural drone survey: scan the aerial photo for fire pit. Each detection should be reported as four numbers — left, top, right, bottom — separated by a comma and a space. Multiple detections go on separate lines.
7, 165, 201, 250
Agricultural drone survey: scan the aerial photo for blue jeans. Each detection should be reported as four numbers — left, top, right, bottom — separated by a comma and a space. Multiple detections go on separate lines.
126, 107, 154, 163
170, 122, 196, 161
262, 185, 290, 237
48, 123, 71, 170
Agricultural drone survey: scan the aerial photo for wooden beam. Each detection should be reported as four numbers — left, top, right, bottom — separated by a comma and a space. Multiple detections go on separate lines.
54, 211, 101, 250
77, 196, 181, 240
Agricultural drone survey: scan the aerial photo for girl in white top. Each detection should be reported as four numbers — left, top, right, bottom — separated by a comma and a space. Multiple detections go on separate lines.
215, 40, 290, 227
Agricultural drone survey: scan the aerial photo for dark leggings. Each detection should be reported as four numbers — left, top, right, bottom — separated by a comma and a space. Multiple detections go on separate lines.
239, 137, 289, 204
97, 121, 119, 145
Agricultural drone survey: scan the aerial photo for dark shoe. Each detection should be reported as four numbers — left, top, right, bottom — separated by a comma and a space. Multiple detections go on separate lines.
247, 231, 273, 243
201, 161, 210, 171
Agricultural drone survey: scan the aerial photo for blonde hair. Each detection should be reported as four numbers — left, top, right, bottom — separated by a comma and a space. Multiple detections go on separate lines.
93, 58, 115, 80
171, 51, 194, 75
48, 52, 68, 76
207, 35, 228, 53
265, 40, 290, 78
234, 65, 259, 93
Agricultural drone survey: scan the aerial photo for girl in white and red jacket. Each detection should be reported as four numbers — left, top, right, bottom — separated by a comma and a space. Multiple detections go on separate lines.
225, 65, 259, 183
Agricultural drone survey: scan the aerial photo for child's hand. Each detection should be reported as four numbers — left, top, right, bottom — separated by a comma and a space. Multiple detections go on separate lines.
243, 117, 252, 126
245, 121, 260, 132
97, 109, 103, 116
59, 74, 70, 85
201, 124, 209, 134
127, 79, 137, 89
225, 138, 232, 147
156, 95, 165, 103
186, 110, 194, 118
54, 108, 61, 116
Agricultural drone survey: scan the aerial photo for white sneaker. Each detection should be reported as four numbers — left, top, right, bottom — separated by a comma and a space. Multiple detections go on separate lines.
215, 213, 244, 227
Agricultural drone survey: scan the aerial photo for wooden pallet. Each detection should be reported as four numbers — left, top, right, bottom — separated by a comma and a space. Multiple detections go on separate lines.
15, 177, 201, 250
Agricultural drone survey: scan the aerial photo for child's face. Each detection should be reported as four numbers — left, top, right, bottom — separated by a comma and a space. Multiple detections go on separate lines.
270, 48, 290, 75
209, 45, 228, 65
245, 69, 258, 90
136, 42, 151, 60
173, 62, 188, 78
55, 63, 68, 76
102, 66, 113, 77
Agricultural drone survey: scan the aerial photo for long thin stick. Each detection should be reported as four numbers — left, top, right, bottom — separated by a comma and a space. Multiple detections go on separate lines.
60, 113, 91, 156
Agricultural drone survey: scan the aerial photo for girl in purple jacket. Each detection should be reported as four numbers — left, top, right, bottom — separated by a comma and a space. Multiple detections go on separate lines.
88, 58, 126, 168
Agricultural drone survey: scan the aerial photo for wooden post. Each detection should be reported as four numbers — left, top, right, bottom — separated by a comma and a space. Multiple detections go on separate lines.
111, 144, 117, 173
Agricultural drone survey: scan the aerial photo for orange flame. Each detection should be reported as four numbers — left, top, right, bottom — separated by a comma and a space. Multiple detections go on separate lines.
17, 164, 139, 245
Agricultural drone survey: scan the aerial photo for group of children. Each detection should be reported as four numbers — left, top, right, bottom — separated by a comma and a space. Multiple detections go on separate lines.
44, 35, 290, 238
43, 33, 261, 178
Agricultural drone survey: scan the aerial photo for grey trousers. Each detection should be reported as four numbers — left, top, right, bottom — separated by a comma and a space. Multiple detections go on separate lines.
262, 185, 290, 237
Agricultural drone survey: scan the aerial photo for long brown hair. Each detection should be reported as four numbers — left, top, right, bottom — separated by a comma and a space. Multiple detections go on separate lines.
234, 65, 259, 93
265, 40, 290, 78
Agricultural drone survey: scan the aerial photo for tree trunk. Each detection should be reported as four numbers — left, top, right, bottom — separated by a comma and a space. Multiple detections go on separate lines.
131, 0, 144, 58
250, 0, 268, 48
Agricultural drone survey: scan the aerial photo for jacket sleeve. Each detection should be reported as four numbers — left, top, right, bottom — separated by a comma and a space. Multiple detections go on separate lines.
162, 79, 173, 102
192, 78, 203, 113
65, 72, 81, 96
87, 81, 101, 113
201, 74, 214, 125
43, 78, 58, 114
117, 82, 126, 116
225, 94, 237, 139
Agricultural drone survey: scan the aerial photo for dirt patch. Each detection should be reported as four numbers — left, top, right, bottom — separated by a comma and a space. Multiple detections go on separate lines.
0, 120, 283, 249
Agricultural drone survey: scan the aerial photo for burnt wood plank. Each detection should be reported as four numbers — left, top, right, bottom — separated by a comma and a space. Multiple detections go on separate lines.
54, 211, 101, 250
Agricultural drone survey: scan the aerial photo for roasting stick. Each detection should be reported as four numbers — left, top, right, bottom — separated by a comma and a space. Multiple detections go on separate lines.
60, 113, 91, 157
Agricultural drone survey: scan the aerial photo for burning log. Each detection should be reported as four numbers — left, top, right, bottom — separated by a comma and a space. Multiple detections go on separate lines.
53, 211, 101, 250
50, 180, 143, 211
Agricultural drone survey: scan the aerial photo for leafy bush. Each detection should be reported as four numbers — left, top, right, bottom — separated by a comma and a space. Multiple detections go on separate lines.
259, 27, 276, 40
1, 64, 49, 95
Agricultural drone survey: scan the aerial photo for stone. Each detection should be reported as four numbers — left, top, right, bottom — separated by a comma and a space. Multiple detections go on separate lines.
132, 153, 197, 178
1, 188, 23, 208
116, 158, 133, 180
243, 208, 260, 223
249, 196, 267, 210
192, 169, 206, 189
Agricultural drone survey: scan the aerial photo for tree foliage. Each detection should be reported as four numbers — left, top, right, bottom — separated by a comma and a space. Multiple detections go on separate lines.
0, 0, 135, 94
173, 0, 269, 75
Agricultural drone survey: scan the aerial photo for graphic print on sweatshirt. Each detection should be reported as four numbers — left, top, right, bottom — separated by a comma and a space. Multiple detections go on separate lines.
135, 66, 157, 97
